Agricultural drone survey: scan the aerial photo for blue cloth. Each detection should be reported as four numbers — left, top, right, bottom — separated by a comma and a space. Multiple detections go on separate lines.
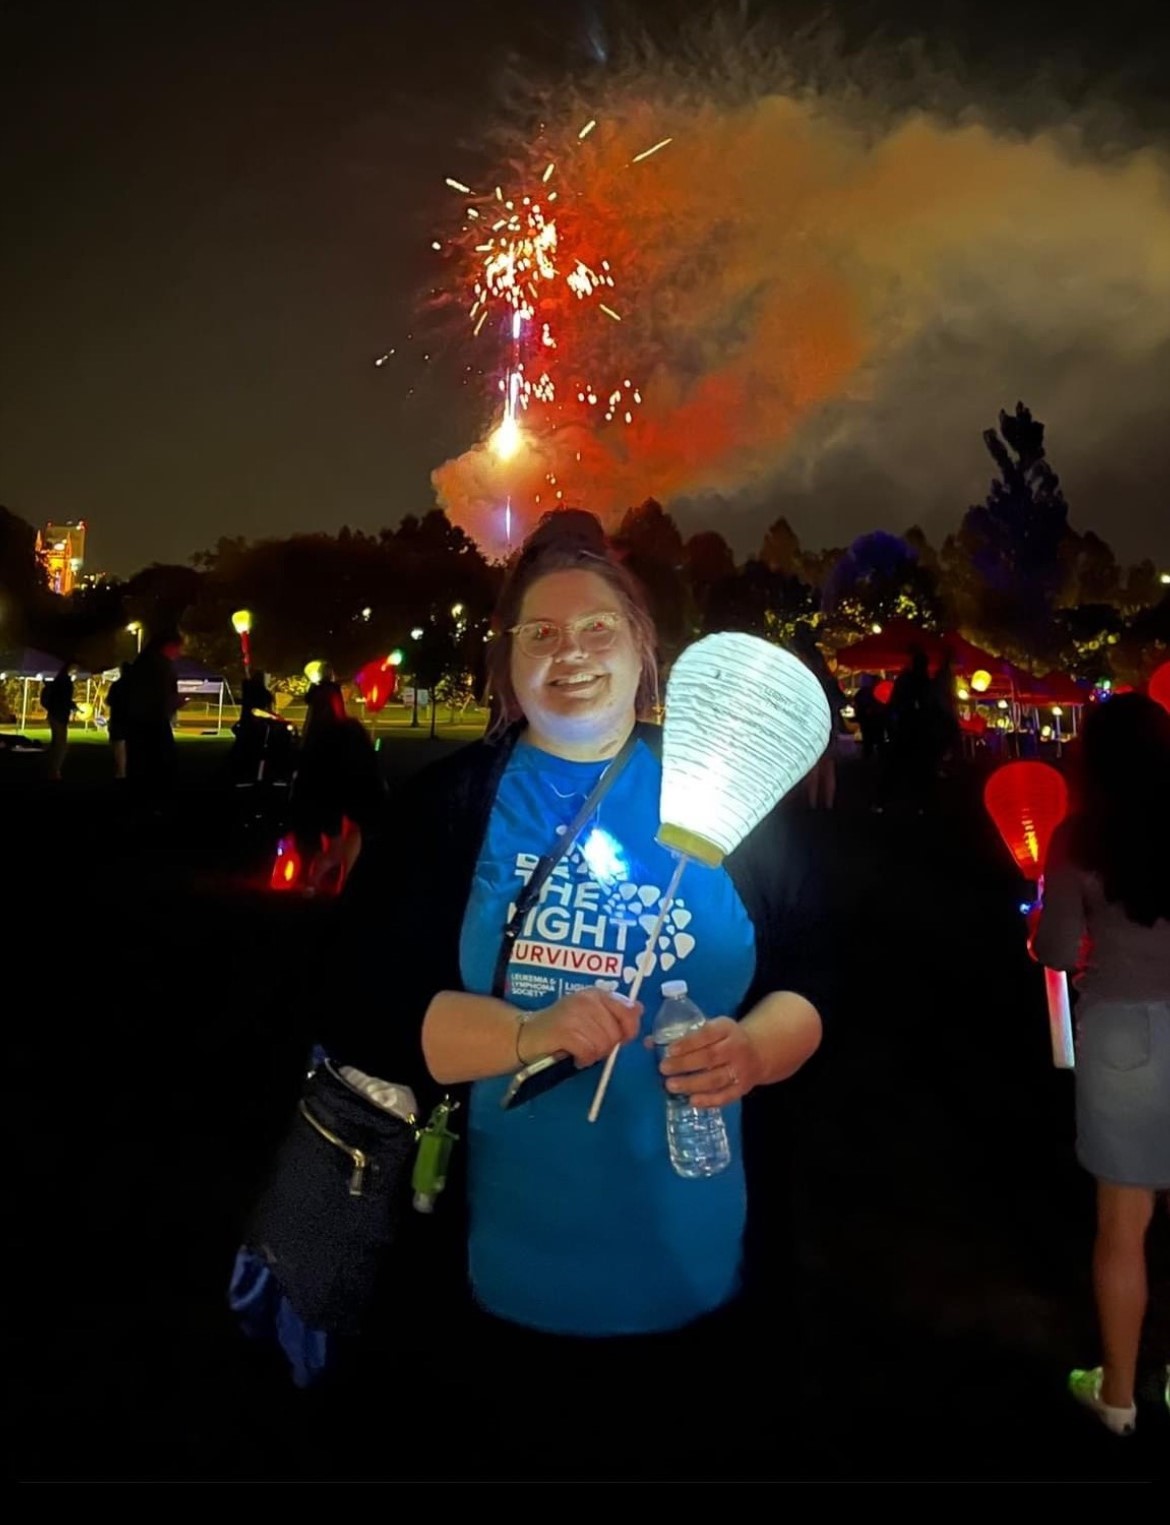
229, 1246, 332, 1389
459, 737, 757, 1336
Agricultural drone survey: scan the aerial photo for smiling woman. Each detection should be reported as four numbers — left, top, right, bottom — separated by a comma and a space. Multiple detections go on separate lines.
310, 506, 828, 1475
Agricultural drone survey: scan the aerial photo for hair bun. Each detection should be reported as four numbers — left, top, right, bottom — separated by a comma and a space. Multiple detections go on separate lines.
519, 508, 608, 561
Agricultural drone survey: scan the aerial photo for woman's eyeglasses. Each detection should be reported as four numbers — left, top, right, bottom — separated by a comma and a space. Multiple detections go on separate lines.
509, 611, 625, 660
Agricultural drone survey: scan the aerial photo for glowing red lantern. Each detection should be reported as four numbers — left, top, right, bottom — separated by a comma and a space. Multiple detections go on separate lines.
874, 679, 894, 706
1149, 661, 1170, 716
983, 760, 1068, 877
270, 834, 303, 891
354, 655, 398, 715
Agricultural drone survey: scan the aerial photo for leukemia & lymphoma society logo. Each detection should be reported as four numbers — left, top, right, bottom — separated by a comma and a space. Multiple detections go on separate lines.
507, 830, 697, 999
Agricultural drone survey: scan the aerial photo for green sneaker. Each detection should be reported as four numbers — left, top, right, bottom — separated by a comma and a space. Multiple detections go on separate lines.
1068, 1368, 1136, 1436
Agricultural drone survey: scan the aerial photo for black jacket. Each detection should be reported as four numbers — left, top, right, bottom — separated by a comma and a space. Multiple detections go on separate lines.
322, 722, 832, 1105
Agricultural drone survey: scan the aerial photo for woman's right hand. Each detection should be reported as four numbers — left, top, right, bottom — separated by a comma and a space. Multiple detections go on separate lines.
520, 989, 643, 1069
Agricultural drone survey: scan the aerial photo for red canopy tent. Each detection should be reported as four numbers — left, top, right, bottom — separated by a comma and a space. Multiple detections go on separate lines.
833, 621, 947, 673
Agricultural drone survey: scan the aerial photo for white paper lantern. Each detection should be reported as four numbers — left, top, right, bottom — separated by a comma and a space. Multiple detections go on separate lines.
587, 630, 833, 1124
657, 632, 832, 866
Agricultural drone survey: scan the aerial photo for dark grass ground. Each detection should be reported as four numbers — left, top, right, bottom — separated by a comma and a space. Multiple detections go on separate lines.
7, 732, 1168, 1486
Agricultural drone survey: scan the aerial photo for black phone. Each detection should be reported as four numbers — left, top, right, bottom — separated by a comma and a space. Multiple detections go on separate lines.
500, 1052, 578, 1110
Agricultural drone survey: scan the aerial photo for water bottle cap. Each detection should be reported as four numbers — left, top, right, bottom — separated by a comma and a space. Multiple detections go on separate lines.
661, 980, 688, 998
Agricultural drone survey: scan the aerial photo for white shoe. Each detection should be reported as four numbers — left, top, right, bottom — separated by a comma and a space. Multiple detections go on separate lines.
1068, 1368, 1136, 1435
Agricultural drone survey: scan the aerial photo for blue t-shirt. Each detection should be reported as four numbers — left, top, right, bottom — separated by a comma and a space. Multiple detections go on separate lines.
459, 737, 757, 1336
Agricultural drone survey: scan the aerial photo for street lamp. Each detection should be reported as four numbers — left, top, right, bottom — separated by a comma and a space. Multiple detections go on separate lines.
126, 621, 143, 654
231, 609, 253, 675
409, 626, 424, 727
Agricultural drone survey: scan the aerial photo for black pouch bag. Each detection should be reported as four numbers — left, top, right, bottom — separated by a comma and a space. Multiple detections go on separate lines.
242, 1058, 422, 1337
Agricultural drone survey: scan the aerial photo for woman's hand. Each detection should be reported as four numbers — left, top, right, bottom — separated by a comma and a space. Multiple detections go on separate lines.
521, 988, 643, 1069
648, 1016, 762, 1108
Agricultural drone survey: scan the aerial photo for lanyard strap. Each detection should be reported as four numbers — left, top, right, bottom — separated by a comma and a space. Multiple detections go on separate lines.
490, 729, 640, 1000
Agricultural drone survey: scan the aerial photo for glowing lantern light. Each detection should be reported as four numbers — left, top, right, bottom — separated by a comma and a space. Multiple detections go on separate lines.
304, 660, 325, 685
874, 679, 894, 706
1149, 660, 1170, 715
589, 633, 831, 1121
983, 761, 1073, 1069
354, 655, 398, 714
270, 835, 303, 892
970, 669, 992, 693
230, 610, 254, 674
984, 761, 1068, 875
388, 648, 404, 667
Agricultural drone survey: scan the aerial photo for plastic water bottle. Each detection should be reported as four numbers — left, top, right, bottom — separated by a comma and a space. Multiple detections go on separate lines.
652, 980, 731, 1179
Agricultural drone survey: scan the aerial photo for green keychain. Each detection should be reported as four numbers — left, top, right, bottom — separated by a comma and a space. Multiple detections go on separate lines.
411, 1097, 460, 1213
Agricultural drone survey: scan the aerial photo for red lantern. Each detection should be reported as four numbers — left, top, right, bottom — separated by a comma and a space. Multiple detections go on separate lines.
354, 655, 398, 715
1149, 661, 1170, 716
269, 834, 303, 891
874, 679, 894, 706
983, 761, 1069, 877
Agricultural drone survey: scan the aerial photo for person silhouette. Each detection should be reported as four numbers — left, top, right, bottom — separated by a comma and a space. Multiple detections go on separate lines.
41, 662, 77, 781
1033, 694, 1170, 1435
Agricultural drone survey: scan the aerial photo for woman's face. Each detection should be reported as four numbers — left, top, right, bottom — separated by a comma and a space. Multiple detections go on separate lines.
509, 568, 642, 754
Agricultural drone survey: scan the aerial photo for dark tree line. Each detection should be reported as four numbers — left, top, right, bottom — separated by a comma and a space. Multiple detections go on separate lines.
2, 402, 1167, 690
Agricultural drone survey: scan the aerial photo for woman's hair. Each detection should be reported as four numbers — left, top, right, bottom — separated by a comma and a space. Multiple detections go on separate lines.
1069, 692, 1170, 926
486, 508, 659, 735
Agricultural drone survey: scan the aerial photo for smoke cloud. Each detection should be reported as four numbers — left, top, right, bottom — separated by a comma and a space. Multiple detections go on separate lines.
431, 28, 1170, 562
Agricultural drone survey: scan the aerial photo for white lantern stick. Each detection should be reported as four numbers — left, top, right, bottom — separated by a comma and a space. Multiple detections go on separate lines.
587, 852, 688, 1124
1044, 967, 1075, 1070
587, 633, 832, 1124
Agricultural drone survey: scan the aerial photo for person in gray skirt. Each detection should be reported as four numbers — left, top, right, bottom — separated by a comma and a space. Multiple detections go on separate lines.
1034, 693, 1170, 1436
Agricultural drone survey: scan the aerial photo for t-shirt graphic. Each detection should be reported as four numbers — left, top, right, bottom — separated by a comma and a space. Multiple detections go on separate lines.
459, 737, 757, 1337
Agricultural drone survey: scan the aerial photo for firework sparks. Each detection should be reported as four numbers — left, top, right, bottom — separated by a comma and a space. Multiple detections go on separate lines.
437, 116, 663, 490
631, 137, 673, 164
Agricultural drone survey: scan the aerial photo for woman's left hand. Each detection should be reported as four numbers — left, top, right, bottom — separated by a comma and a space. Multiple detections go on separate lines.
645, 1016, 761, 1108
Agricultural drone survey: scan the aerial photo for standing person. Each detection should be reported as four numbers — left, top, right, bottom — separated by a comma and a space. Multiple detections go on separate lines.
853, 674, 889, 813
288, 685, 385, 892
126, 630, 183, 808
320, 509, 826, 1477
888, 645, 935, 813
104, 663, 132, 780
41, 662, 76, 781
1033, 694, 1170, 1436
302, 664, 344, 745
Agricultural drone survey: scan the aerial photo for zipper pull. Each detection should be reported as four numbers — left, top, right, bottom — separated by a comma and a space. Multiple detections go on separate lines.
348, 1149, 369, 1197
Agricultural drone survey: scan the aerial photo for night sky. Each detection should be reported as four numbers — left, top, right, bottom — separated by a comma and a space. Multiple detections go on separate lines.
3, 0, 1169, 576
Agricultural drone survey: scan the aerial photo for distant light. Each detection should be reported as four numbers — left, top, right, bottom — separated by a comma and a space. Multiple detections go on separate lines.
126, 621, 142, 634
1051, 706, 1063, 718
1160, 572, 1170, 585
1041, 725, 1054, 740
411, 627, 424, 641
360, 607, 372, 621
957, 686, 970, 701
1100, 678, 1112, 690
451, 603, 464, 620
997, 699, 1009, 710
971, 670, 992, 694
231, 609, 253, 635
871, 623, 883, 635
304, 660, 325, 685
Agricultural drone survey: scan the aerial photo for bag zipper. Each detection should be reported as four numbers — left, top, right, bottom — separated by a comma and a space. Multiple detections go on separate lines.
299, 1099, 372, 1197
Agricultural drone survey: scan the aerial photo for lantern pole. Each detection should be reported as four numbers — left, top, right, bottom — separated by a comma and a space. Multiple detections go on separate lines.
588, 852, 690, 1124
